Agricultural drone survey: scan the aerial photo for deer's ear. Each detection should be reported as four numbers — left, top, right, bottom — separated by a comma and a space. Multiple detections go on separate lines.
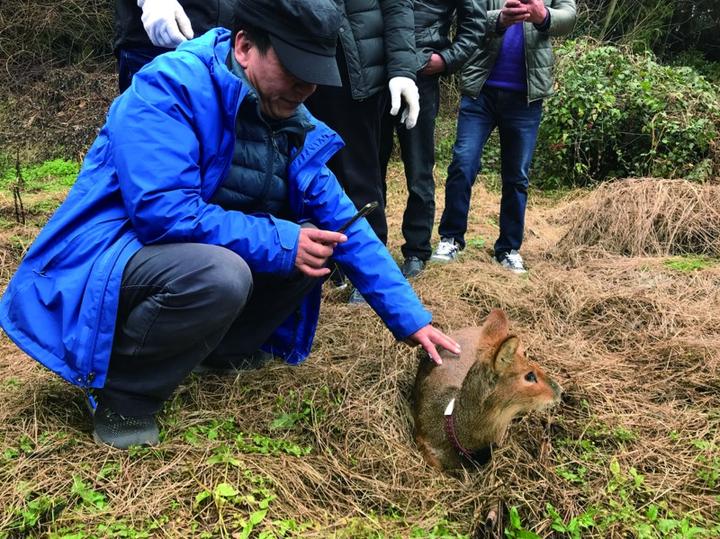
494, 336, 519, 373
480, 309, 509, 347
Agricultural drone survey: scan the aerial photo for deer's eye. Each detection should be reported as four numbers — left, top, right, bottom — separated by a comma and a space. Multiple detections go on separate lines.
525, 371, 538, 383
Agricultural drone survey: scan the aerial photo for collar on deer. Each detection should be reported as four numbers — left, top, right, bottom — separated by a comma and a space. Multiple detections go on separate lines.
443, 399, 492, 466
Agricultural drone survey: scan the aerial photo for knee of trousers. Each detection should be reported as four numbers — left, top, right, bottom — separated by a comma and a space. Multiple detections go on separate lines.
191, 246, 253, 323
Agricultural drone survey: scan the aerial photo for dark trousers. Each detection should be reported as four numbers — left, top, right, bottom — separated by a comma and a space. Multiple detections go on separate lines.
438, 87, 543, 257
380, 74, 440, 261
117, 46, 169, 92
99, 243, 316, 416
305, 84, 389, 244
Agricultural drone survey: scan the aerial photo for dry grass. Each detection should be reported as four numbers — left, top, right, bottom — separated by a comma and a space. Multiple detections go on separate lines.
1, 87, 719, 538
555, 178, 720, 257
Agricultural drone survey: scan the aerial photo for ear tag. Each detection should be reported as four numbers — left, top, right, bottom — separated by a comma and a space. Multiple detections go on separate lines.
444, 399, 456, 416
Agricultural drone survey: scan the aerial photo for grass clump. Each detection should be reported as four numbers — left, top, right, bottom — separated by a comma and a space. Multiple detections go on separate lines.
0, 158, 79, 192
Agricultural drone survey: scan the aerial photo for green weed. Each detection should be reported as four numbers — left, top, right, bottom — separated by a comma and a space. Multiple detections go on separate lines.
663, 256, 715, 272
465, 236, 486, 250
70, 476, 107, 510
0, 158, 79, 192
546, 503, 596, 538
505, 506, 541, 539
6, 493, 66, 534
691, 439, 720, 489
194, 479, 276, 539
235, 432, 311, 457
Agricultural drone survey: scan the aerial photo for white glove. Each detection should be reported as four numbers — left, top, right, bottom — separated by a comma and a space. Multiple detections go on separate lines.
137, 0, 194, 49
388, 76, 420, 129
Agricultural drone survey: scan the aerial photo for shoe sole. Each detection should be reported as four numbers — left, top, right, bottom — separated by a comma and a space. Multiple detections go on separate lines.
429, 256, 457, 264
493, 259, 527, 274
92, 429, 160, 450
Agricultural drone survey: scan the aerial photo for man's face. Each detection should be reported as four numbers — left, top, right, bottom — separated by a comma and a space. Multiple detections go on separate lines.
234, 32, 316, 119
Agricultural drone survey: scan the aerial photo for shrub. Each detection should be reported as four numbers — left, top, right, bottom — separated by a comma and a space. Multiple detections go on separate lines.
0, 0, 113, 81
534, 39, 720, 188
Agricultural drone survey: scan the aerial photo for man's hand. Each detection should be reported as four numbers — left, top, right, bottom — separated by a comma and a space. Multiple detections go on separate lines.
137, 0, 194, 49
499, 0, 530, 28
295, 228, 347, 278
388, 76, 420, 129
406, 325, 461, 365
420, 53, 446, 76
523, 0, 549, 25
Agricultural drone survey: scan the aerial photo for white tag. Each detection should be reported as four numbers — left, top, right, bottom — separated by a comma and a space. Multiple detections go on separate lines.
444, 398, 455, 416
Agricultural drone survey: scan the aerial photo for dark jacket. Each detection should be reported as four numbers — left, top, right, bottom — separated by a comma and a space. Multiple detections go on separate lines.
460, 0, 576, 102
413, 0, 486, 74
339, 0, 417, 100
113, 0, 236, 52
0, 29, 432, 389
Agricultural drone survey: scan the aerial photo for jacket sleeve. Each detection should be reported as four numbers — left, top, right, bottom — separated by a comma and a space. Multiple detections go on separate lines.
302, 166, 432, 341
109, 52, 300, 275
439, 0, 488, 74
485, 8, 504, 38
546, 0, 577, 37
380, 0, 417, 81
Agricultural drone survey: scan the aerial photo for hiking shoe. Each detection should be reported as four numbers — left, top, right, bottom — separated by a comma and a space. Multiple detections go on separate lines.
193, 350, 274, 375
430, 238, 460, 263
495, 250, 527, 274
92, 402, 159, 450
348, 287, 367, 305
400, 256, 425, 278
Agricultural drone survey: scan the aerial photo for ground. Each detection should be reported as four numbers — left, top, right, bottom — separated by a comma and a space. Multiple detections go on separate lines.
0, 109, 719, 538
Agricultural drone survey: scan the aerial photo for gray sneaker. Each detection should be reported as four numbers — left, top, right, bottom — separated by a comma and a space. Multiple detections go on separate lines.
496, 250, 527, 274
348, 287, 368, 305
92, 402, 159, 450
400, 256, 425, 278
430, 238, 460, 263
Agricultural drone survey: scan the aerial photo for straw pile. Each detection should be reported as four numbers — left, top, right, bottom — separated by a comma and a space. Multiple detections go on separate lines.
555, 178, 720, 257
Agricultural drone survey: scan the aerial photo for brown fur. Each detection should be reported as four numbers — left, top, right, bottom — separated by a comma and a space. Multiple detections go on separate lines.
412, 309, 562, 470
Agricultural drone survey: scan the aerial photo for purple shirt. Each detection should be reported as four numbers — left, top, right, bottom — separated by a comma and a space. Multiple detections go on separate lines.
485, 23, 526, 93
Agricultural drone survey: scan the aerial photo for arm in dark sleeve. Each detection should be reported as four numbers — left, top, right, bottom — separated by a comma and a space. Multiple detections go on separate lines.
439, 0, 488, 74
380, 0, 417, 80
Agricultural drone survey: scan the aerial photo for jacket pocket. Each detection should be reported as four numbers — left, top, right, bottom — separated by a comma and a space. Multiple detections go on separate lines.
38, 231, 86, 274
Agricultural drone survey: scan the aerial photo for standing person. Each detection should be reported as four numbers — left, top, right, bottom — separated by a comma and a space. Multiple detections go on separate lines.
304, 0, 421, 303
431, 0, 576, 273
114, 0, 236, 92
0, 0, 460, 450
380, 0, 487, 278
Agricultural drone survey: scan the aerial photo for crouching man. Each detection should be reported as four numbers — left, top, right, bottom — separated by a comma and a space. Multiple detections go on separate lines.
0, 0, 460, 449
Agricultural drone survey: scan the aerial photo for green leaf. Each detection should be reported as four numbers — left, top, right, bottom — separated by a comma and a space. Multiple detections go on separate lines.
249, 509, 268, 526
194, 490, 211, 506
214, 483, 237, 499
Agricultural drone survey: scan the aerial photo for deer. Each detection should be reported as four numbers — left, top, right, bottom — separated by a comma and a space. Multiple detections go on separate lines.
412, 308, 562, 470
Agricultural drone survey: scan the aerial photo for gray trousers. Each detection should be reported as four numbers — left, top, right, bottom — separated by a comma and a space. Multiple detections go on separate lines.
99, 242, 316, 415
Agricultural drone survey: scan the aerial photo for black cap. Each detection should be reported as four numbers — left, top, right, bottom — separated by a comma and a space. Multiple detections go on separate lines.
236, 0, 342, 87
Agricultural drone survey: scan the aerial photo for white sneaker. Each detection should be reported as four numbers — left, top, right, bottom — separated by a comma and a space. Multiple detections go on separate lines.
430, 238, 460, 263
496, 250, 527, 274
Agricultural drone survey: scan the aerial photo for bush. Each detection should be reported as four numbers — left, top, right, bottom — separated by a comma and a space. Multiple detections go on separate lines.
534, 39, 720, 188
0, 0, 113, 81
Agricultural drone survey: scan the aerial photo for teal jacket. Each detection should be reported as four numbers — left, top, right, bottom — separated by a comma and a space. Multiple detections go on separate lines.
460, 0, 577, 102
0, 29, 432, 389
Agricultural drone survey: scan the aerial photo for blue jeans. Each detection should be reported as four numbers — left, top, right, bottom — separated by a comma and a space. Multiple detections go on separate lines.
437, 87, 543, 257
117, 46, 170, 92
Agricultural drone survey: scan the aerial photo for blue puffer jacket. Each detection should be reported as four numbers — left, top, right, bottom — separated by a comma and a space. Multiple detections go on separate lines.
0, 29, 432, 389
